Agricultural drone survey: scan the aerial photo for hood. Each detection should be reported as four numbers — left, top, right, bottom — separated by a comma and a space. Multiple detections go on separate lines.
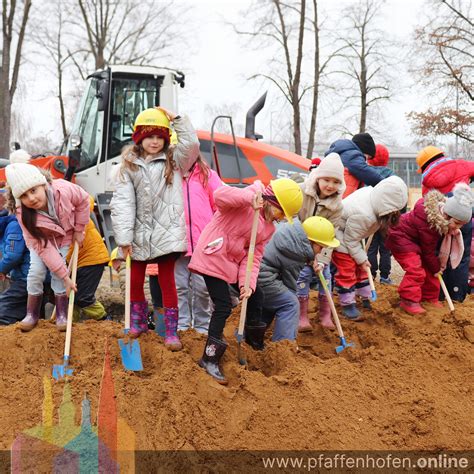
369, 176, 408, 217
272, 219, 314, 262
0, 212, 16, 236
304, 168, 346, 201
423, 190, 449, 235
326, 139, 360, 156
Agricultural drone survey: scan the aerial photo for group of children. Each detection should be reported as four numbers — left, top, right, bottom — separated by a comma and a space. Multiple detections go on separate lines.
1, 107, 473, 386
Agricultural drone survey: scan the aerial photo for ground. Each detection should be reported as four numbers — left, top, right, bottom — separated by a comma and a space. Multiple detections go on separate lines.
1, 269, 473, 462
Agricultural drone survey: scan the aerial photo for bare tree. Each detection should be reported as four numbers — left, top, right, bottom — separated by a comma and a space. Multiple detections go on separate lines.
333, 0, 392, 133
408, 0, 473, 146
0, 0, 32, 158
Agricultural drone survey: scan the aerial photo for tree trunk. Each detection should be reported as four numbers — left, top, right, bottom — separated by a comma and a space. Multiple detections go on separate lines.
0, 27, 12, 158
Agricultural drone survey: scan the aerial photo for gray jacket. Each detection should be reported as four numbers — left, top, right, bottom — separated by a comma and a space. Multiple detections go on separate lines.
111, 115, 200, 261
258, 219, 314, 300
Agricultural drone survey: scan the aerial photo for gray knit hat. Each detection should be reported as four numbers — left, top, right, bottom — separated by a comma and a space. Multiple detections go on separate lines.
444, 183, 474, 223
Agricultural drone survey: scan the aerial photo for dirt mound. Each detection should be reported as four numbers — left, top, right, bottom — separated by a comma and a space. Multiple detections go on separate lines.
1, 286, 473, 453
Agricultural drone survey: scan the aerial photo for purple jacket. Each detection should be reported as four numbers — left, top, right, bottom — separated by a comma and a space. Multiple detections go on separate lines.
189, 182, 275, 291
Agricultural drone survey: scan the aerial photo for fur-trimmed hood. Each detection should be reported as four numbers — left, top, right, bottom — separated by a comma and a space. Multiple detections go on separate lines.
424, 189, 449, 235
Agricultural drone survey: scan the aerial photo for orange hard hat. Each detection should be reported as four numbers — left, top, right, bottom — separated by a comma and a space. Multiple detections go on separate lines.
416, 146, 444, 173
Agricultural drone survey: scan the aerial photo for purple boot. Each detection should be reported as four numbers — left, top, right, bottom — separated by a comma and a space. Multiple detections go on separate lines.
19, 294, 43, 332
164, 307, 182, 351
129, 301, 148, 338
55, 293, 69, 332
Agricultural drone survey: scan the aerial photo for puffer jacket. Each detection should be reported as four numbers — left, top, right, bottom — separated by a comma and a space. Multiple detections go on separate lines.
111, 115, 200, 261
335, 176, 408, 264
421, 157, 474, 195
183, 163, 223, 256
0, 211, 30, 281
385, 191, 447, 274
189, 182, 275, 291
298, 168, 344, 265
17, 179, 90, 279
258, 219, 314, 300
325, 139, 382, 197
469, 218, 474, 287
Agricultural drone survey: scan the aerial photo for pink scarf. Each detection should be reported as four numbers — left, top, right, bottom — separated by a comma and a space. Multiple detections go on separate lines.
439, 229, 464, 270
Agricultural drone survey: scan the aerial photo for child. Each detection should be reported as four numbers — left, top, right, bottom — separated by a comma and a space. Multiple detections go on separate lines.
259, 216, 339, 341
295, 152, 345, 330
5, 163, 90, 331
332, 176, 408, 320
110, 106, 200, 350
189, 178, 303, 384
176, 154, 223, 334
0, 187, 31, 325
367, 144, 395, 284
386, 183, 474, 314
65, 197, 109, 321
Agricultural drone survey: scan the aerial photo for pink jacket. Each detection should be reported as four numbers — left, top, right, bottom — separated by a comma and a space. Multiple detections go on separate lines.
17, 179, 90, 279
183, 165, 223, 256
189, 182, 275, 291
470, 218, 474, 287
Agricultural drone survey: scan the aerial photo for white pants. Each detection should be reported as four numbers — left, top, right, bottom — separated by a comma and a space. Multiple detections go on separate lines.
174, 255, 211, 334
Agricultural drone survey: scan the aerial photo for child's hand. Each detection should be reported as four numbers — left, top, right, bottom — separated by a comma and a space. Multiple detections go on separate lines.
120, 245, 132, 258
64, 276, 77, 296
360, 260, 371, 271
252, 192, 264, 210
112, 259, 122, 272
155, 106, 177, 121
239, 286, 253, 300
313, 261, 324, 273
73, 230, 85, 247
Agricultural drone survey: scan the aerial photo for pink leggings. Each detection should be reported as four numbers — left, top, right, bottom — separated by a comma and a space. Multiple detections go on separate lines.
130, 253, 179, 308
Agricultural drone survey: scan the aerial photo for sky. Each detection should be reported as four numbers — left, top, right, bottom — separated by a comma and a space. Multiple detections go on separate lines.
17, 0, 427, 153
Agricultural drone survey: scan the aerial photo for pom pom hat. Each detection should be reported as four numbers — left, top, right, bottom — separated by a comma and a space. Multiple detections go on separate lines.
5, 163, 47, 199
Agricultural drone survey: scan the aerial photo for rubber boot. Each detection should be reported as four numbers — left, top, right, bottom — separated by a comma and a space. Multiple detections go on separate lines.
297, 295, 312, 332
129, 301, 148, 338
361, 298, 372, 310
54, 294, 69, 331
400, 298, 426, 315
81, 301, 107, 320
19, 294, 43, 332
244, 322, 267, 350
72, 305, 82, 322
422, 299, 443, 308
341, 303, 362, 320
164, 307, 182, 351
318, 294, 335, 329
153, 307, 166, 337
198, 336, 228, 385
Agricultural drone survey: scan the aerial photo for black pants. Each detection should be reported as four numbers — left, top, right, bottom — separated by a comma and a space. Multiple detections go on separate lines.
149, 275, 163, 308
441, 219, 472, 303
0, 279, 27, 325
76, 264, 105, 308
368, 230, 391, 279
203, 275, 264, 339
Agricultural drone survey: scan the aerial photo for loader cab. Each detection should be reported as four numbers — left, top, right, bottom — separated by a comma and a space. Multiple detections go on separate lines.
65, 65, 183, 196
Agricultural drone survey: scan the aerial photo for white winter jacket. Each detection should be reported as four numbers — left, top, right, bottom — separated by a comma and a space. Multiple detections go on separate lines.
111, 115, 200, 261
335, 176, 408, 264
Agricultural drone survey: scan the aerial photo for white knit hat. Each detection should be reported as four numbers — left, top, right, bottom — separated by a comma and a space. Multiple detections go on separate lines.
9, 149, 31, 164
444, 183, 474, 223
5, 163, 47, 199
313, 153, 344, 182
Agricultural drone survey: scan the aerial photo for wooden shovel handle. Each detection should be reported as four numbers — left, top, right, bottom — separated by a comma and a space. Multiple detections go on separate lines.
318, 270, 345, 339
438, 273, 455, 312
125, 255, 131, 331
64, 242, 79, 359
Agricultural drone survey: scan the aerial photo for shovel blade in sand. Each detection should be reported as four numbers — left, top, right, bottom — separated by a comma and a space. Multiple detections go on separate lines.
52, 356, 74, 380
119, 338, 143, 371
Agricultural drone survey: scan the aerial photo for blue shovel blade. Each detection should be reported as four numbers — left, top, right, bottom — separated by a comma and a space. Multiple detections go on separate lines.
335, 337, 355, 354
371, 290, 377, 301
119, 339, 143, 371
52, 358, 74, 380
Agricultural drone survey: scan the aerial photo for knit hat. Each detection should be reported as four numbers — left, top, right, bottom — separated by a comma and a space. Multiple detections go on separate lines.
262, 182, 284, 212
368, 144, 389, 167
444, 183, 474, 223
309, 157, 321, 171
352, 132, 376, 158
9, 149, 31, 164
132, 125, 170, 146
313, 153, 344, 182
5, 163, 47, 199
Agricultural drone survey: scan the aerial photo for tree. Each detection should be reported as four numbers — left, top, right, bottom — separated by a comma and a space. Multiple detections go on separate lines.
333, 0, 392, 134
408, 0, 473, 145
0, 0, 32, 158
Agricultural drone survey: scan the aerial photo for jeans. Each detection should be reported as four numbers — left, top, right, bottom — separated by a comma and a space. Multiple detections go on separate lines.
367, 230, 392, 279
262, 289, 299, 342
296, 264, 331, 298
175, 255, 211, 333
27, 246, 70, 295
0, 279, 28, 324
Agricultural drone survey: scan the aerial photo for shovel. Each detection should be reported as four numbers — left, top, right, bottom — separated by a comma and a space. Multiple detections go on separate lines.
363, 236, 377, 301
118, 254, 143, 371
438, 273, 455, 313
236, 197, 261, 365
52, 242, 79, 380
318, 270, 354, 353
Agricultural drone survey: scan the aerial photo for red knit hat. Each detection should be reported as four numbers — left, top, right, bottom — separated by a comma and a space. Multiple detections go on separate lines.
132, 125, 170, 146
262, 182, 284, 211
309, 157, 321, 171
369, 144, 389, 167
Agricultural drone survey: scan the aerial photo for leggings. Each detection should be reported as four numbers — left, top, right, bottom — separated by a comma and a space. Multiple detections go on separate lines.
130, 253, 180, 308
203, 275, 264, 339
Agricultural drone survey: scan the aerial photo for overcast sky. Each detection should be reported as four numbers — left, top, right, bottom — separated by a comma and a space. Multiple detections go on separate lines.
18, 0, 427, 152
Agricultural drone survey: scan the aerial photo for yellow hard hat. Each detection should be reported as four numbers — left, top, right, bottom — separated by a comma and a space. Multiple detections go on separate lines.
271, 178, 303, 224
170, 130, 178, 145
302, 216, 340, 248
133, 108, 171, 132
416, 146, 444, 173
108, 247, 119, 267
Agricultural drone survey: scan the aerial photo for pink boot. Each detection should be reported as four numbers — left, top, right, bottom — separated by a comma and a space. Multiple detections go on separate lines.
129, 301, 148, 338
164, 307, 182, 351
318, 294, 335, 329
297, 296, 312, 332
400, 298, 426, 315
